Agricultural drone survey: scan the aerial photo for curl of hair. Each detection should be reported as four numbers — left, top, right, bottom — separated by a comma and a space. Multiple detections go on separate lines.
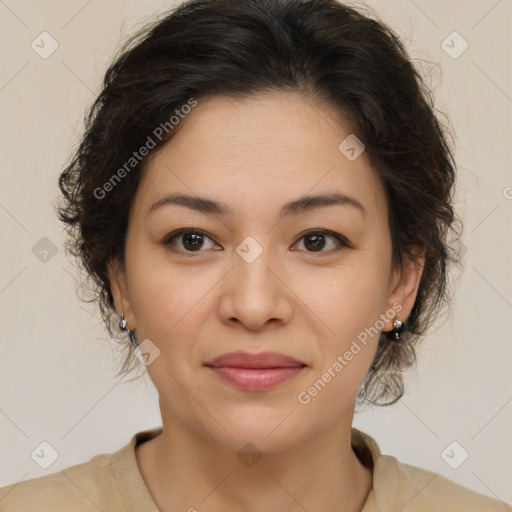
57, 0, 463, 404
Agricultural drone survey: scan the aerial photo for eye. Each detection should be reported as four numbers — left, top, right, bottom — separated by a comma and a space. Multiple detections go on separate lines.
292, 230, 351, 255
162, 228, 352, 257
162, 229, 220, 256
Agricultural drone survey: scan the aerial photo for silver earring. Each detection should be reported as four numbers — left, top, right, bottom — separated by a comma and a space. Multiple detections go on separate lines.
119, 313, 139, 348
119, 313, 128, 330
392, 317, 404, 341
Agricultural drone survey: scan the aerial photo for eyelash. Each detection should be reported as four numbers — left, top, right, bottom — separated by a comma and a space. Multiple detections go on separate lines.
161, 228, 352, 257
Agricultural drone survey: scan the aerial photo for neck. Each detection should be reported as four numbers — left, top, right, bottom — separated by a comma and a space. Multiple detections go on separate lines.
136, 410, 373, 512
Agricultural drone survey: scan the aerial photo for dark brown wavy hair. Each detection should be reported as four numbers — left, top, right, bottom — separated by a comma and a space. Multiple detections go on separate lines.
57, 0, 462, 406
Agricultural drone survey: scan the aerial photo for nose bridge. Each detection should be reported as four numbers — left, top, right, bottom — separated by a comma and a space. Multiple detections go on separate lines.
218, 233, 292, 328
232, 234, 278, 297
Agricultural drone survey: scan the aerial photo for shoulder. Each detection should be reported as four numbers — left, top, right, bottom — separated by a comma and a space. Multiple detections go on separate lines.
0, 451, 118, 511
351, 428, 510, 512
0, 428, 162, 511
393, 460, 509, 511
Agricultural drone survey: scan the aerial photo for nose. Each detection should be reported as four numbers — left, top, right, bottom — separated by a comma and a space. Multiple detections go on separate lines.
216, 241, 294, 332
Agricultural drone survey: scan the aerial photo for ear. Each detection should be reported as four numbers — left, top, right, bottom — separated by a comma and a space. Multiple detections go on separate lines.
107, 259, 136, 330
383, 247, 425, 332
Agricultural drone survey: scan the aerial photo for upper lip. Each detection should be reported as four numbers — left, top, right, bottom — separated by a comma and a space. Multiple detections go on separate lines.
204, 351, 307, 369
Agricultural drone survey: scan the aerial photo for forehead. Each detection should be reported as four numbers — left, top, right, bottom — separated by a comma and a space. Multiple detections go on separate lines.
135, 92, 387, 220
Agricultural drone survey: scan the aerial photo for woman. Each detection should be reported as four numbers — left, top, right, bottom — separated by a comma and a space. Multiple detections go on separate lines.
0, 0, 508, 510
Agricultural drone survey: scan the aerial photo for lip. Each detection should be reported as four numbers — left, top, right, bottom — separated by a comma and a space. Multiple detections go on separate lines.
204, 351, 307, 391
204, 350, 306, 369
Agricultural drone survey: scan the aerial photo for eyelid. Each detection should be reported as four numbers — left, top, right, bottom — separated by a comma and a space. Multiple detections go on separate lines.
161, 228, 213, 245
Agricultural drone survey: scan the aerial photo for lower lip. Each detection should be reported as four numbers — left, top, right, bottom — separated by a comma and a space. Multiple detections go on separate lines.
206, 366, 305, 391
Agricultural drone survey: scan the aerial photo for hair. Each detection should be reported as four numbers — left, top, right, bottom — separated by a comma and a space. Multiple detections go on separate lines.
58, 0, 462, 406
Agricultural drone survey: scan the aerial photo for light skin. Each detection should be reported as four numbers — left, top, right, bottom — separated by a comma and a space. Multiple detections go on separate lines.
108, 91, 424, 512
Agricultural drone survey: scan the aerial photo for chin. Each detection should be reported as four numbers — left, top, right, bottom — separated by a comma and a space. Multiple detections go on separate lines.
201, 406, 303, 453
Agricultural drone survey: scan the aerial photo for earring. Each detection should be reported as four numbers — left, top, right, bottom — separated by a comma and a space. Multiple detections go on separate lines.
119, 313, 128, 331
392, 317, 404, 341
119, 313, 139, 348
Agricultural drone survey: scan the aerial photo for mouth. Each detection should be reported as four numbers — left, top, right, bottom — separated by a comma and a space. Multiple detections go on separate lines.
203, 351, 307, 391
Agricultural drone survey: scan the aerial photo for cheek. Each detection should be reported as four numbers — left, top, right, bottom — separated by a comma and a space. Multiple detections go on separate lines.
315, 290, 382, 379
124, 234, 210, 336
312, 257, 390, 333
296, 277, 386, 414
305, 255, 390, 376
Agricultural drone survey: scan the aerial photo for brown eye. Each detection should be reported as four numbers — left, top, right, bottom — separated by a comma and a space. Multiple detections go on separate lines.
163, 229, 219, 255
293, 230, 350, 255
303, 233, 327, 252
181, 232, 204, 251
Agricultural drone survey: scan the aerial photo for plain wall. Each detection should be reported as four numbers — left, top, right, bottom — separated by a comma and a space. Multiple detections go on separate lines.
0, 0, 511, 504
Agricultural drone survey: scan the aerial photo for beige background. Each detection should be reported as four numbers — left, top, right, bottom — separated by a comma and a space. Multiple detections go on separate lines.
0, 0, 511, 504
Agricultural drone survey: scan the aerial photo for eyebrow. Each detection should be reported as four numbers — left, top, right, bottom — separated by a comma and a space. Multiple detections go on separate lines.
148, 192, 367, 219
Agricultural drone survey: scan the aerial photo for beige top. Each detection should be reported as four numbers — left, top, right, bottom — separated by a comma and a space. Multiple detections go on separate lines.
0, 427, 508, 511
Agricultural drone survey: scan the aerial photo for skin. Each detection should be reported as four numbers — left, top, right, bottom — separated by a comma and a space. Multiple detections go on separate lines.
108, 91, 424, 512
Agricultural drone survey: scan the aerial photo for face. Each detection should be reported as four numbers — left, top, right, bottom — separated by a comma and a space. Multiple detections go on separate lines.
109, 92, 423, 451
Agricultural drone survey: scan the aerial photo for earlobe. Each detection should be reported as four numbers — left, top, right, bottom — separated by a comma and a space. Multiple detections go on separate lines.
107, 259, 136, 330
